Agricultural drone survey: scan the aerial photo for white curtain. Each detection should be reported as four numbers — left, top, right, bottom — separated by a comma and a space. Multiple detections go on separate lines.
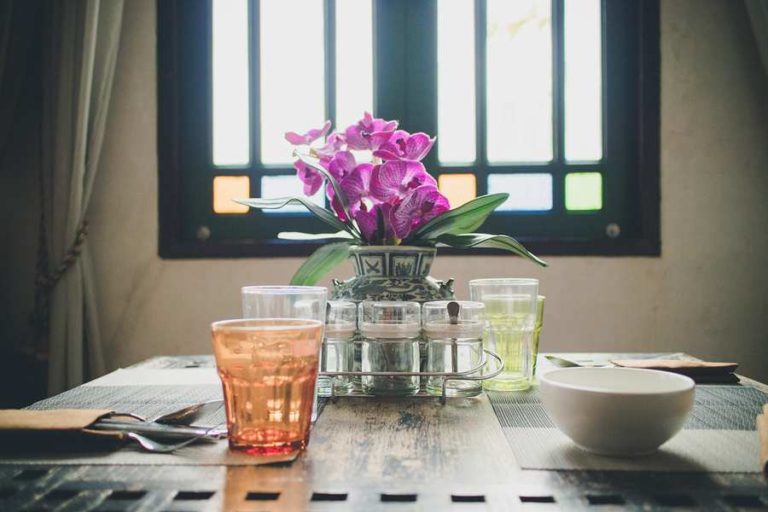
43, 0, 124, 394
746, 0, 768, 76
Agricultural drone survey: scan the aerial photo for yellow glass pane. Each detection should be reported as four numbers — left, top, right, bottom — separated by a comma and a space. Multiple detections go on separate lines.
213, 176, 250, 214
438, 174, 477, 207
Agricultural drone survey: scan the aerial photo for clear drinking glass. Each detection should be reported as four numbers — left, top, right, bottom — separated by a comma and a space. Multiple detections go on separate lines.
242, 285, 327, 321
359, 301, 421, 396
319, 300, 356, 396
211, 318, 324, 456
424, 301, 485, 397
469, 278, 539, 391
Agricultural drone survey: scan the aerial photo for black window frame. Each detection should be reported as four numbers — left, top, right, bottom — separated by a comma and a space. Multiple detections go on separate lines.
158, 0, 659, 258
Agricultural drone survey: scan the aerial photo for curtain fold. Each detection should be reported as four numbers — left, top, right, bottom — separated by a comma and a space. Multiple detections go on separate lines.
746, 0, 768, 77
43, 0, 124, 394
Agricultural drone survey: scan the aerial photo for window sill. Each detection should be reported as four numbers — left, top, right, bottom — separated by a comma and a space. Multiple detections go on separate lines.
158, 237, 660, 259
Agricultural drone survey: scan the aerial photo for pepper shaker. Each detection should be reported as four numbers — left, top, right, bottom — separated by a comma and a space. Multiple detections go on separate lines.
424, 300, 485, 397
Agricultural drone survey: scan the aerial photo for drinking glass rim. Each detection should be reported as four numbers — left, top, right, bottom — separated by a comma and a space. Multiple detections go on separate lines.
211, 318, 323, 332
241, 285, 327, 295
468, 278, 539, 287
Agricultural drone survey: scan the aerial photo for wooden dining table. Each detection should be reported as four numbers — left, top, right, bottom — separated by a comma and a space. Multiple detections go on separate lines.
1, 352, 766, 511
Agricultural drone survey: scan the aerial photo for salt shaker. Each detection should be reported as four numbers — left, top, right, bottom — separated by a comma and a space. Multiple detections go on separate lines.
424, 300, 485, 397
359, 301, 421, 396
318, 300, 357, 397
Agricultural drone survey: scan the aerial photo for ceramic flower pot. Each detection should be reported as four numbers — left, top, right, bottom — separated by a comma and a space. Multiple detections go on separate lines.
331, 246, 455, 302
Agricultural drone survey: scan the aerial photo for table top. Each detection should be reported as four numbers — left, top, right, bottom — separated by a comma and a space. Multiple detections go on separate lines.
1, 353, 767, 511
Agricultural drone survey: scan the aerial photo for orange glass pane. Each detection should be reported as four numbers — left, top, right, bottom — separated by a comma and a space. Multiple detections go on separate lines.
438, 174, 477, 207
213, 176, 250, 214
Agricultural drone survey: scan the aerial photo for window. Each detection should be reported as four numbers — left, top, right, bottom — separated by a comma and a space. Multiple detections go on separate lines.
158, 0, 659, 258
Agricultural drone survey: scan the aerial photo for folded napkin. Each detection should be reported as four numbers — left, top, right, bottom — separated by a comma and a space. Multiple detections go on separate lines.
0, 409, 112, 430
0, 409, 121, 453
611, 359, 739, 384
759, 404, 768, 474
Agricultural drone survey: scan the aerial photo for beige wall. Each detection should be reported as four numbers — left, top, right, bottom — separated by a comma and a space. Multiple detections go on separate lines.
76, 0, 768, 381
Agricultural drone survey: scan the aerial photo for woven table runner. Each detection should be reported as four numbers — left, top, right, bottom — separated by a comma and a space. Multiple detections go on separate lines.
487, 385, 767, 472
1, 367, 325, 466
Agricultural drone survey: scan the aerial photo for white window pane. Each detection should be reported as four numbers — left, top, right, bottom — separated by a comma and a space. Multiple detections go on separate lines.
212, 0, 250, 166
486, 0, 552, 163
564, 0, 602, 161
488, 174, 552, 211
260, 0, 325, 164
261, 175, 324, 213
335, 0, 373, 130
437, 0, 476, 164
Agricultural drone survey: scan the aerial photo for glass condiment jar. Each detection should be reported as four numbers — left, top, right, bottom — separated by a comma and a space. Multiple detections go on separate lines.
359, 301, 421, 396
424, 300, 485, 397
318, 300, 357, 397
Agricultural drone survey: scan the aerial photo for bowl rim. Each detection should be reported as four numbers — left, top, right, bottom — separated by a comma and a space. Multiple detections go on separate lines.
540, 367, 695, 396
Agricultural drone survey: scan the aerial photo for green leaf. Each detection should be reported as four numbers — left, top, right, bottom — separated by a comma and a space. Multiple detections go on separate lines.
295, 152, 358, 235
404, 193, 509, 243
436, 233, 548, 267
278, 231, 354, 241
236, 197, 358, 238
290, 242, 353, 286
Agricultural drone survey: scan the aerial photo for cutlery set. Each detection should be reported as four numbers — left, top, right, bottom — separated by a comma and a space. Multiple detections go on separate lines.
90, 400, 225, 453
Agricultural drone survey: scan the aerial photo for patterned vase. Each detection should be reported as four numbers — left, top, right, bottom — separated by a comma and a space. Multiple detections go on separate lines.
331, 246, 455, 303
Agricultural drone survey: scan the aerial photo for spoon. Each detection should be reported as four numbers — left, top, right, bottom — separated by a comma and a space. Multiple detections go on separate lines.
125, 424, 224, 453
151, 400, 224, 425
446, 302, 461, 373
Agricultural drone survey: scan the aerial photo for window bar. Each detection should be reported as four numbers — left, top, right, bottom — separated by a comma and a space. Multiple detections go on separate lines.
551, 0, 566, 213
371, 0, 380, 116
475, 0, 488, 196
249, 0, 262, 200
324, 0, 335, 210
599, 0, 608, 164
206, 0, 214, 169
325, 0, 336, 129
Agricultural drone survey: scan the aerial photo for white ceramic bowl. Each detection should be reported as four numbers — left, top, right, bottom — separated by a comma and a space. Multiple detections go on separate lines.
539, 367, 695, 456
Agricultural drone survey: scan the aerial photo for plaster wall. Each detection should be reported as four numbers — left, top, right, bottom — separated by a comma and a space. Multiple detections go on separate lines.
5, 0, 766, 383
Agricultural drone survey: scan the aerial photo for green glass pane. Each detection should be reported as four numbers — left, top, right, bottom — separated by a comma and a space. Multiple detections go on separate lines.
565, 172, 602, 211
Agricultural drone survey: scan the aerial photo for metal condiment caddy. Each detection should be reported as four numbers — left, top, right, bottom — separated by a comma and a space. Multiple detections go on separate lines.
319, 300, 504, 404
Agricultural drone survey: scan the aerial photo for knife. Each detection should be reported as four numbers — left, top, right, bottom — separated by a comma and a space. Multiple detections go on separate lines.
90, 419, 227, 440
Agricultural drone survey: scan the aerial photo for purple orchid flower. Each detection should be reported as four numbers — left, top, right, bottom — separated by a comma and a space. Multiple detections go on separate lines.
324, 150, 357, 212
353, 204, 378, 242
339, 163, 378, 214
327, 151, 357, 181
373, 130, 436, 162
354, 202, 394, 242
370, 160, 437, 203
390, 185, 450, 239
315, 132, 347, 169
294, 160, 323, 196
327, 161, 375, 223
285, 120, 332, 146
345, 112, 398, 150
334, 163, 380, 233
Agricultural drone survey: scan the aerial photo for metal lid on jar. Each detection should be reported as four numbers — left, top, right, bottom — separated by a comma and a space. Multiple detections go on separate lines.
325, 300, 357, 337
359, 301, 421, 338
423, 301, 484, 338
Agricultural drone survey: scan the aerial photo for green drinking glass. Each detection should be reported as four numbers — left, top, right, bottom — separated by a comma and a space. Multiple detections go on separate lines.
469, 278, 539, 391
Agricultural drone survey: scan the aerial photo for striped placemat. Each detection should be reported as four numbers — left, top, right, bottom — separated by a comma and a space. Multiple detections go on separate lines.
487, 386, 767, 472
